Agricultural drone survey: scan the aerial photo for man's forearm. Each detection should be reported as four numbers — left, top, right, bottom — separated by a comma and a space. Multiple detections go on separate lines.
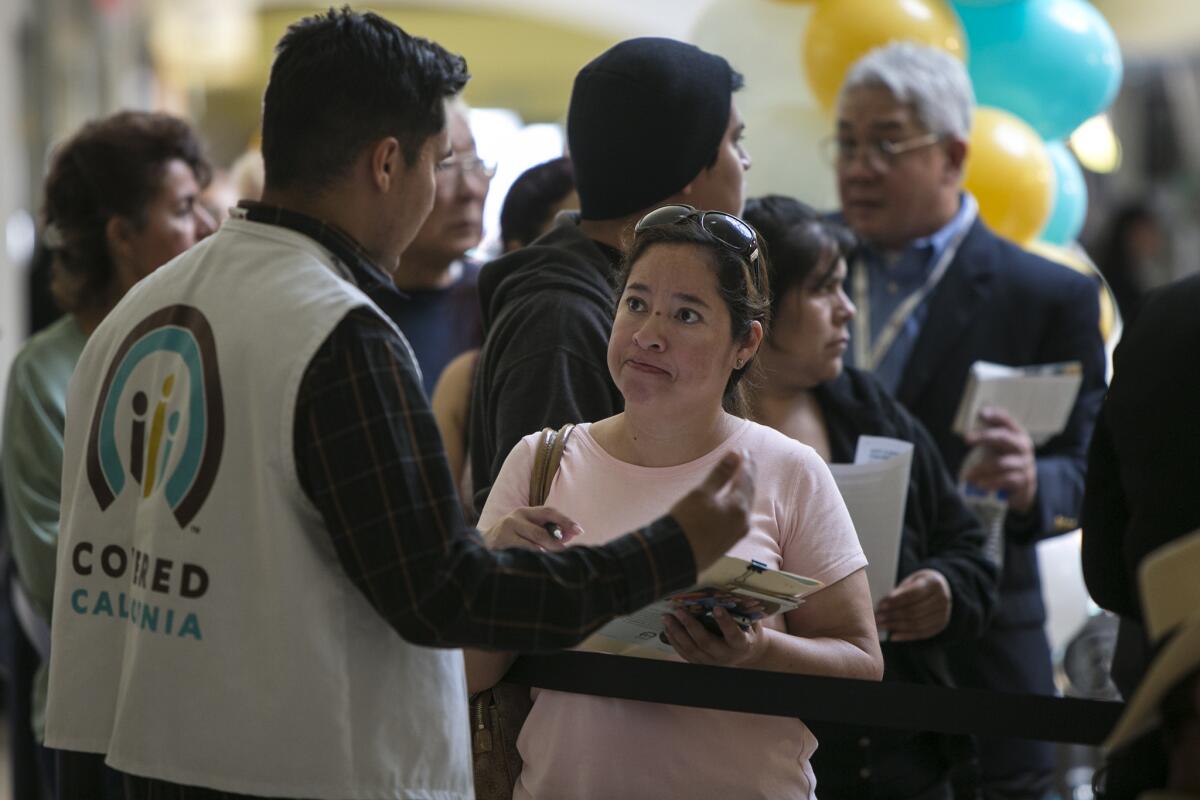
369, 516, 696, 651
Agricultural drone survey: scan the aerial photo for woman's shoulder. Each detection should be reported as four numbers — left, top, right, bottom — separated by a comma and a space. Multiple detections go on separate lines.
8, 316, 85, 400
431, 349, 479, 422
433, 349, 478, 398
510, 426, 553, 456
481, 425, 591, 527
509, 421, 599, 462
738, 418, 826, 470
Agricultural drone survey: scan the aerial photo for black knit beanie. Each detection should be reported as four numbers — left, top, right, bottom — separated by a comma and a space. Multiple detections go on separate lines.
568, 37, 735, 221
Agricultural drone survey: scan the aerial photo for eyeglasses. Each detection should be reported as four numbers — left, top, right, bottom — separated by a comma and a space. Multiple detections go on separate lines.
635, 204, 761, 271
435, 156, 496, 182
820, 132, 944, 172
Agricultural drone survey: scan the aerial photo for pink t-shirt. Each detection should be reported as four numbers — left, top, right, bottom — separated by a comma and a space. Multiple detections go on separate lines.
478, 418, 866, 800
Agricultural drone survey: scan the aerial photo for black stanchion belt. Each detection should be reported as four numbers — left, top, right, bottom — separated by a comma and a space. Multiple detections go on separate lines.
506, 652, 1122, 746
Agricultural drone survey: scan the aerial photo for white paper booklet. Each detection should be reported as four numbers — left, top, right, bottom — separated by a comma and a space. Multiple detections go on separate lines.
581, 556, 822, 659
829, 436, 915, 605
952, 360, 1083, 445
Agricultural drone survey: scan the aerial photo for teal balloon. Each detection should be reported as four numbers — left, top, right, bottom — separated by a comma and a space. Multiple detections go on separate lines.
1040, 141, 1087, 245
954, 0, 1123, 140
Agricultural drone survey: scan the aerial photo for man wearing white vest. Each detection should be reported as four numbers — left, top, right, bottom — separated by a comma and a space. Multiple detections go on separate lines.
43, 10, 756, 799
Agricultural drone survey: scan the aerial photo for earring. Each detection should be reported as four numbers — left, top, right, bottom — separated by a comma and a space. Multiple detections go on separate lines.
735, 359, 744, 369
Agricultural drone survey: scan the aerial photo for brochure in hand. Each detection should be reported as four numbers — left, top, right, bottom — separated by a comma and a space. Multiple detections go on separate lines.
952, 360, 1083, 445
581, 556, 823, 659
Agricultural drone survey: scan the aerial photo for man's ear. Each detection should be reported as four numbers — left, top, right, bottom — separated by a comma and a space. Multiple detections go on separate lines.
944, 137, 969, 180
105, 215, 143, 292
369, 137, 404, 193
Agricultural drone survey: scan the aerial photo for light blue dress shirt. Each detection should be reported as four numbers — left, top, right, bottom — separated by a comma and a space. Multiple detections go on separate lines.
845, 193, 978, 393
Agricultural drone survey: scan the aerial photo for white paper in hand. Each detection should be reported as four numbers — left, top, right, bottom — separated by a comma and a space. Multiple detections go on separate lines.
829, 436, 914, 605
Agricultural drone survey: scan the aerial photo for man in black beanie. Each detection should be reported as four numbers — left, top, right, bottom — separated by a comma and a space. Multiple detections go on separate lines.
468, 37, 750, 510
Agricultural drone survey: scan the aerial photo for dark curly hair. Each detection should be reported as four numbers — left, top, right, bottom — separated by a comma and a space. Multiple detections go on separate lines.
43, 110, 211, 314
617, 215, 771, 417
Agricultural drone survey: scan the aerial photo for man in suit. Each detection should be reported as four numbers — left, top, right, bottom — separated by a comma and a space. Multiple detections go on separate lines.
831, 42, 1106, 799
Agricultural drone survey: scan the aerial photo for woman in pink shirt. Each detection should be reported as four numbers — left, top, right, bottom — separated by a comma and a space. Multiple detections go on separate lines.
467, 205, 883, 800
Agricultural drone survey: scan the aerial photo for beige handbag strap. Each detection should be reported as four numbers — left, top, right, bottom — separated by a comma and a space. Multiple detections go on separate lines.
528, 423, 575, 506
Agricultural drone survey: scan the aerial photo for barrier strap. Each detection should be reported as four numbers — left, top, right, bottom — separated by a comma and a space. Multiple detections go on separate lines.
505, 652, 1122, 746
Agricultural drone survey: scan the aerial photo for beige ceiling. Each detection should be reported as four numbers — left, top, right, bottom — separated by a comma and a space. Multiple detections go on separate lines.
173, 0, 1199, 163
255, 6, 644, 123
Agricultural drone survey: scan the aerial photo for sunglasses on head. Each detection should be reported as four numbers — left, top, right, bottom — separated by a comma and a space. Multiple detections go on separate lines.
635, 205, 762, 270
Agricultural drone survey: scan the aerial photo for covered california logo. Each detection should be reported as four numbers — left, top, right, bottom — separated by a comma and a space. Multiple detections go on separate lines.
86, 305, 224, 528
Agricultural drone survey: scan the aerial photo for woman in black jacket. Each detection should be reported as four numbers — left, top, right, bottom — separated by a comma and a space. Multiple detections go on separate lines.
743, 195, 999, 800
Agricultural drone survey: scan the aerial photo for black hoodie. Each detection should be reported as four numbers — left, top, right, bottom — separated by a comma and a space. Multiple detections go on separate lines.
468, 217, 624, 513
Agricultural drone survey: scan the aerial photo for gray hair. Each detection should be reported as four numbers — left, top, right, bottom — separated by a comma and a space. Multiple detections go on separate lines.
838, 42, 975, 140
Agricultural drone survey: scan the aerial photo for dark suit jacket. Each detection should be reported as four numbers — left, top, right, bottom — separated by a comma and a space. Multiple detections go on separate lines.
1081, 273, 1200, 680
1077, 276, 1200, 798
860, 219, 1107, 635
854, 219, 1106, 786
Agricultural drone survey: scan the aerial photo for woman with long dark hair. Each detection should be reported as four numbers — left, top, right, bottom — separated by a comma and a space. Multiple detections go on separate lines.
466, 205, 882, 800
742, 195, 997, 800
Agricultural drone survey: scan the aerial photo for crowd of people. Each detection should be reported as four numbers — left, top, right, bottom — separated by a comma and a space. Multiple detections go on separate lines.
0, 7, 1195, 800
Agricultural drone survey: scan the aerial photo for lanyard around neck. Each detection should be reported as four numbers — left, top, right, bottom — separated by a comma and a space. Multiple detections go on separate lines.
852, 207, 977, 371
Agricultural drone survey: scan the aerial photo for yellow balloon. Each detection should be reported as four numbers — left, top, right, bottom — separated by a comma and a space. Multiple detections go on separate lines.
963, 107, 1055, 246
1025, 240, 1118, 343
803, 0, 965, 111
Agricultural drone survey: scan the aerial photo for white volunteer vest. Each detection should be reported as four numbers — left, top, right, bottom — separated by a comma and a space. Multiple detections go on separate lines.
44, 219, 471, 799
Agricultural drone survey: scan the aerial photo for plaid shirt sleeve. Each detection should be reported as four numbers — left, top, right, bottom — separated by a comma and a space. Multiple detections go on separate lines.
293, 307, 697, 651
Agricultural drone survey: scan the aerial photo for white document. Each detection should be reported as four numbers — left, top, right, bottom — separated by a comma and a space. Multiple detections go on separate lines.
829, 436, 914, 605
952, 360, 1083, 445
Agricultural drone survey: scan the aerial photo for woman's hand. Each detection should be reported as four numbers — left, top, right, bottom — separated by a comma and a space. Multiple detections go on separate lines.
661, 606, 768, 668
875, 568, 952, 642
483, 506, 584, 552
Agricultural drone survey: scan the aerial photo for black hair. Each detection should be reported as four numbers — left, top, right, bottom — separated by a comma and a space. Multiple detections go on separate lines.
261, 7, 470, 192
617, 214, 770, 417
741, 195, 858, 327
1093, 200, 1163, 324
499, 157, 576, 249
43, 110, 211, 314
